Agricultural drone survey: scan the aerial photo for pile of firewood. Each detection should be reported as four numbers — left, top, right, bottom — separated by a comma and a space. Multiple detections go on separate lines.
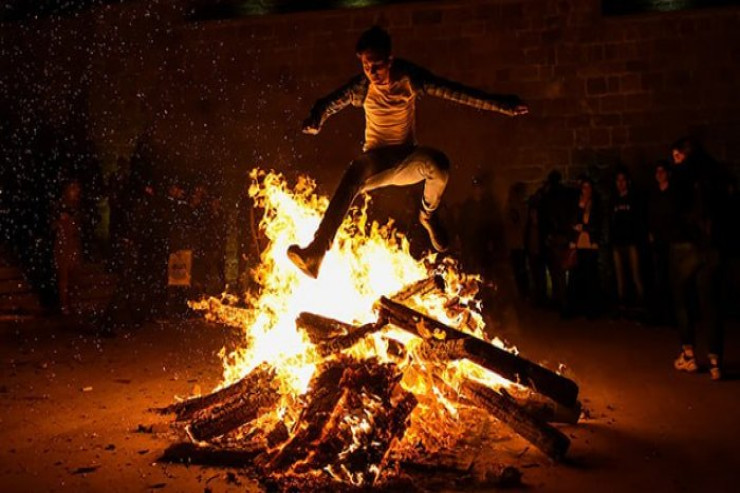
156, 274, 580, 489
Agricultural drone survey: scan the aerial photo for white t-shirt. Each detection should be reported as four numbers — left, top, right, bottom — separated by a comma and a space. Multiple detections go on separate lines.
362, 78, 416, 151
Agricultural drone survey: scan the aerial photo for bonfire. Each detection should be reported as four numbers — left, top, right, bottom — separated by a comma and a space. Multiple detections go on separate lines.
157, 169, 580, 490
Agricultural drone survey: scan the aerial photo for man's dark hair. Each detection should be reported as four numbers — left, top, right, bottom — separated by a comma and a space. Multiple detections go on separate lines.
356, 26, 392, 58
671, 136, 696, 155
655, 159, 671, 174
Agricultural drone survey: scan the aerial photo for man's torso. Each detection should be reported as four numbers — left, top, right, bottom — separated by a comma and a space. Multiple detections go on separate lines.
362, 76, 417, 151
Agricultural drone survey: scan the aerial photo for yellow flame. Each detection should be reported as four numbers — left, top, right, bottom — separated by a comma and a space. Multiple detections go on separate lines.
191, 169, 524, 478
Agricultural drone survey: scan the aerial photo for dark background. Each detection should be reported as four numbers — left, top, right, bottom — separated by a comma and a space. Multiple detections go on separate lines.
1, 0, 739, 231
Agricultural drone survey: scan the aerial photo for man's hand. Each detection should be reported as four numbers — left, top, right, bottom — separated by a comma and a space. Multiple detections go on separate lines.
301, 116, 321, 135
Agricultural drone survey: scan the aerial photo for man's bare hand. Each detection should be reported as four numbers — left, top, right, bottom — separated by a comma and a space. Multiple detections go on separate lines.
301, 117, 321, 135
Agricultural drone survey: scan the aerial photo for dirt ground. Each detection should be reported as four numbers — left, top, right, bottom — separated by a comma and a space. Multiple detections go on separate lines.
1, 309, 739, 492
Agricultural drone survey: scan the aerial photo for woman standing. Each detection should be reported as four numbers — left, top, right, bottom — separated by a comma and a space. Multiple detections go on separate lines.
53, 180, 83, 315
568, 177, 603, 318
610, 168, 645, 314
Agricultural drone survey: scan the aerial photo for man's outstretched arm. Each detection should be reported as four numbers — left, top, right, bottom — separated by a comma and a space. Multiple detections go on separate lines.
404, 61, 528, 116
302, 75, 368, 134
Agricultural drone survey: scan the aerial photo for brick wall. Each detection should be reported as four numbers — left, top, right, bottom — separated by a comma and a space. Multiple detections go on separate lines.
2, 0, 740, 206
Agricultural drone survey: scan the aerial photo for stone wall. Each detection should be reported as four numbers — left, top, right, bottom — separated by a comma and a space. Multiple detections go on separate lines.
2, 0, 739, 206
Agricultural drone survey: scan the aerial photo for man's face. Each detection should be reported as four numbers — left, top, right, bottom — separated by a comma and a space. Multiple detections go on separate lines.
616, 174, 628, 194
655, 166, 668, 185
672, 149, 686, 165
358, 50, 392, 86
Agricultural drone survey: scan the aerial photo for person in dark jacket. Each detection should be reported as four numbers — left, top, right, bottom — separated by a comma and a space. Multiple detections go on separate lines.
568, 176, 603, 318
669, 137, 728, 380
287, 26, 529, 278
540, 170, 578, 315
610, 167, 645, 312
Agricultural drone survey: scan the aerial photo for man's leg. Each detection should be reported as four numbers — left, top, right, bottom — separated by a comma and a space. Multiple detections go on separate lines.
362, 146, 450, 251
670, 243, 701, 372
287, 147, 405, 278
696, 249, 723, 379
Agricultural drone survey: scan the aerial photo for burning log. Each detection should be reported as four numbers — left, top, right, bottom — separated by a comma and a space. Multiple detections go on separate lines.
390, 274, 445, 302
156, 363, 274, 421
187, 366, 280, 442
295, 312, 384, 356
266, 358, 349, 471
295, 362, 416, 485
378, 296, 579, 409
460, 379, 570, 460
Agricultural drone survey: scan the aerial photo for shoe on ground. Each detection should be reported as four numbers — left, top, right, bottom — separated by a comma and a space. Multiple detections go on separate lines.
674, 352, 698, 373
287, 243, 324, 279
419, 209, 449, 253
709, 354, 722, 381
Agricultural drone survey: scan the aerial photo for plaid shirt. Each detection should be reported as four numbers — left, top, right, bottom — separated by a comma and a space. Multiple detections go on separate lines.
308, 58, 523, 128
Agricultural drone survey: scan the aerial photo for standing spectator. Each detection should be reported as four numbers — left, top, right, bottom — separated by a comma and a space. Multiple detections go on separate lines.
204, 196, 227, 295
670, 137, 728, 380
568, 177, 603, 318
107, 157, 132, 274
647, 161, 676, 325
235, 186, 263, 296
609, 167, 645, 313
165, 179, 192, 317
540, 170, 577, 315
53, 180, 83, 315
188, 184, 209, 296
525, 184, 547, 307
504, 182, 529, 299
457, 175, 498, 278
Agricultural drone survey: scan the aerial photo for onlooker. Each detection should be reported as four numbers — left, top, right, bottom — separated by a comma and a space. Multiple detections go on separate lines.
53, 180, 83, 315
188, 184, 209, 296
457, 175, 498, 278
165, 179, 192, 317
504, 182, 529, 299
609, 167, 645, 312
647, 161, 676, 324
524, 186, 547, 307
205, 196, 227, 295
669, 137, 727, 380
540, 170, 577, 315
568, 176, 603, 318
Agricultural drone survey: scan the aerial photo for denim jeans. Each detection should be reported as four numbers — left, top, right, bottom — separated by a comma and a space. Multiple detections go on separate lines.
612, 244, 645, 304
669, 243, 723, 358
310, 144, 450, 251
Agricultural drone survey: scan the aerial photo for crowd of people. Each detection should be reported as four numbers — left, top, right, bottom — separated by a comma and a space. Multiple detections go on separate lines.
465, 137, 738, 380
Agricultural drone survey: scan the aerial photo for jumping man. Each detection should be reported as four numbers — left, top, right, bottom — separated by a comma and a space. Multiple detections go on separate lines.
288, 26, 529, 278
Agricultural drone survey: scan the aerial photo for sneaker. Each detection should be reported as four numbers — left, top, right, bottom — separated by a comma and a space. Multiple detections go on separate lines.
674, 351, 698, 373
709, 354, 722, 381
418, 209, 449, 253
287, 243, 324, 279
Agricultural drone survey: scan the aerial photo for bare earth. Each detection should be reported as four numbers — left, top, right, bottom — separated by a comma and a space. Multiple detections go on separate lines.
1, 310, 738, 492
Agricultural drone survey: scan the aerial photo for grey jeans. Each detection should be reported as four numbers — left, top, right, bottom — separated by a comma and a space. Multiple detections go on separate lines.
310, 144, 450, 251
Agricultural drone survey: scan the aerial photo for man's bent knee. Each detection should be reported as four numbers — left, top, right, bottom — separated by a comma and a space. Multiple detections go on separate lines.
416, 147, 450, 180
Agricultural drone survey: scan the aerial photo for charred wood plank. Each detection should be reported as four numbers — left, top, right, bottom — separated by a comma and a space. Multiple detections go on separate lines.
155, 363, 273, 421
378, 296, 579, 408
390, 274, 445, 302
296, 312, 385, 356
187, 366, 280, 442
266, 358, 348, 471
460, 379, 570, 460
158, 441, 265, 468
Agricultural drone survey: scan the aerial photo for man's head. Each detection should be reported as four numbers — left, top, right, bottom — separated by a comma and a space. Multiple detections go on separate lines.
671, 137, 694, 165
356, 26, 393, 86
655, 161, 670, 186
